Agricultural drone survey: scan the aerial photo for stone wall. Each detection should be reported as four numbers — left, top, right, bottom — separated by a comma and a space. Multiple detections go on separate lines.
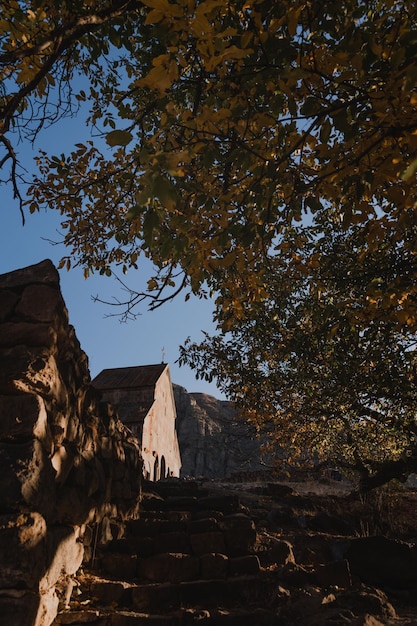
0, 260, 142, 626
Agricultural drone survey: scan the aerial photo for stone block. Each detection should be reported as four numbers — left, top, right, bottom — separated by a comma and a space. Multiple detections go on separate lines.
0, 259, 59, 290
155, 531, 191, 554
0, 322, 56, 348
190, 532, 226, 556
165, 496, 198, 510
197, 495, 240, 514
0, 512, 47, 589
257, 538, 295, 567
109, 612, 176, 626
187, 517, 220, 534
132, 582, 180, 612
178, 577, 262, 608
314, 559, 352, 589
0, 592, 41, 626
16, 284, 65, 323
101, 552, 138, 581
142, 553, 199, 583
0, 438, 56, 514
0, 290, 19, 322
53, 609, 101, 623
200, 552, 229, 580
43, 526, 84, 590
229, 555, 260, 576
346, 536, 417, 588
127, 519, 184, 537
0, 393, 46, 439
220, 514, 257, 556
89, 580, 131, 606
266, 482, 295, 498
0, 346, 38, 394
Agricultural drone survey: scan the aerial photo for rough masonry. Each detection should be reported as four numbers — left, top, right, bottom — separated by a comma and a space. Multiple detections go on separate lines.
0, 260, 142, 626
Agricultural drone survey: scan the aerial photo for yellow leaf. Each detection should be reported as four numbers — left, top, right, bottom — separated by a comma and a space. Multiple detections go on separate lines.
241, 31, 253, 48
145, 8, 165, 24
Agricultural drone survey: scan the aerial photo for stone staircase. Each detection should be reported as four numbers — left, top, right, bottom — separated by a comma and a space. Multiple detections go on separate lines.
52, 480, 280, 625
52, 478, 417, 626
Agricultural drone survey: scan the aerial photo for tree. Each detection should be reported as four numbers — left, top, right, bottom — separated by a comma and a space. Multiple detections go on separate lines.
180, 218, 417, 490
0, 0, 412, 318
0, 0, 146, 219
2, 1, 417, 485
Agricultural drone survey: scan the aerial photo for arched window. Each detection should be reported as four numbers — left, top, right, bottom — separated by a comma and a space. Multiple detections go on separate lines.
153, 454, 159, 482
160, 455, 166, 480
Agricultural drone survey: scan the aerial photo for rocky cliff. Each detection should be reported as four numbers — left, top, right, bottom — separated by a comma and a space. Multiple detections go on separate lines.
174, 385, 268, 479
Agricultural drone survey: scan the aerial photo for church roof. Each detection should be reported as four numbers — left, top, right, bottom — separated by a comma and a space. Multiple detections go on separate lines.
93, 363, 168, 390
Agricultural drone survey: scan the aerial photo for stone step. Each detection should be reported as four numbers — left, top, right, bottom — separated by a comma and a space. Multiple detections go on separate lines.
96, 551, 261, 584
131, 575, 268, 613
53, 609, 178, 625
142, 479, 207, 499
53, 607, 277, 625
74, 572, 271, 612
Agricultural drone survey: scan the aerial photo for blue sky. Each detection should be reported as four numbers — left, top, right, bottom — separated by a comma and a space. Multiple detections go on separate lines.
0, 117, 225, 398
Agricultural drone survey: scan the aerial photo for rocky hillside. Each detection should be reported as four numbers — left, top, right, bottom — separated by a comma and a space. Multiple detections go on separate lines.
174, 385, 269, 479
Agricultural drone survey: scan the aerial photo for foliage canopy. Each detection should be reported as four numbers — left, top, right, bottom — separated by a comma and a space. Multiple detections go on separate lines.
180, 219, 417, 490
2, 0, 417, 485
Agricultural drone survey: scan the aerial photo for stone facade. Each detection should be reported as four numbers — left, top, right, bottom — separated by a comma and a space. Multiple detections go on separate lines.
93, 364, 181, 481
0, 260, 142, 626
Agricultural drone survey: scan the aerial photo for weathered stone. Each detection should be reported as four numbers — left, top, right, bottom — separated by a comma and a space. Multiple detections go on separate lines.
308, 511, 354, 535
197, 495, 240, 513
0, 345, 41, 394
314, 559, 352, 589
200, 552, 229, 580
131, 582, 180, 612
355, 616, 386, 626
101, 553, 138, 581
257, 537, 295, 567
0, 438, 56, 514
190, 531, 226, 556
178, 577, 263, 608
0, 393, 47, 439
266, 482, 295, 498
229, 555, 260, 576
89, 580, 130, 605
109, 612, 176, 626
43, 526, 84, 590
124, 536, 155, 558
142, 553, 199, 583
0, 321, 56, 348
0, 260, 59, 290
165, 496, 197, 510
0, 290, 19, 322
16, 284, 65, 323
0, 592, 41, 626
53, 609, 101, 623
0, 512, 47, 588
346, 536, 417, 588
155, 531, 191, 554
0, 260, 143, 626
332, 587, 397, 621
220, 514, 257, 556
187, 517, 219, 534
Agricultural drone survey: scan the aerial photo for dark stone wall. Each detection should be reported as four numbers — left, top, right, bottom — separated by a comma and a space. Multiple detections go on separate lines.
0, 260, 142, 626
